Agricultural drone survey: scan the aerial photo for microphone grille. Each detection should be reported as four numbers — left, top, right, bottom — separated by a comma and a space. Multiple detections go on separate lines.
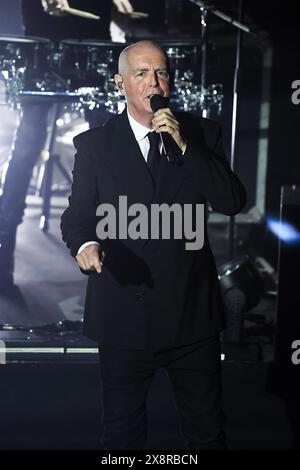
150, 95, 169, 112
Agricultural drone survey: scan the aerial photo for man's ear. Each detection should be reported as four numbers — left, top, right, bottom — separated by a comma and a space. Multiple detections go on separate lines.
114, 73, 124, 94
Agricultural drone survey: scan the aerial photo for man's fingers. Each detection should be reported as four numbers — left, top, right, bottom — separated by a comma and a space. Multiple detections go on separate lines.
152, 111, 179, 131
154, 108, 175, 120
77, 253, 92, 271
77, 257, 103, 272
93, 256, 103, 273
155, 119, 179, 132
76, 257, 89, 271
87, 254, 103, 272
155, 124, 177, 136
76, 247, 104, 273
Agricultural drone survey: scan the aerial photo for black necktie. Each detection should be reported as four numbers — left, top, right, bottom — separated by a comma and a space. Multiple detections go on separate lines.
147, 131, 160, 182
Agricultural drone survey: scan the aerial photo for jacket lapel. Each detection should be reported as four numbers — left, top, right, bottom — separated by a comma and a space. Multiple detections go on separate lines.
153, 149, 191, 206
101, 110, 154, 207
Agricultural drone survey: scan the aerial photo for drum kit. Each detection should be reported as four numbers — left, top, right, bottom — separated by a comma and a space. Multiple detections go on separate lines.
0, 34, 223, 231
0, 35, 223, 115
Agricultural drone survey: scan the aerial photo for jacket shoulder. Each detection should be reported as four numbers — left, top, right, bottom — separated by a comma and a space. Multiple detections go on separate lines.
176, 112, 221, 147
177, 111, 220, 133
73, 114, 118, 148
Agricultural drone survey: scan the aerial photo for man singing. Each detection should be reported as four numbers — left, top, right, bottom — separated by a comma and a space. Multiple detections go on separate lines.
61, 40, 246, 450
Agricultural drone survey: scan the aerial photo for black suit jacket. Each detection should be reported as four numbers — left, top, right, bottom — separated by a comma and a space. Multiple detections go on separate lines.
61, 109, 246, 351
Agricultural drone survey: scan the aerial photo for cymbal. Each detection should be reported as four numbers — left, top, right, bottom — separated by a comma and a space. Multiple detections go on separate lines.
154, 37, 202, 47
0, 36, 50, 44
60, 39, 126, 47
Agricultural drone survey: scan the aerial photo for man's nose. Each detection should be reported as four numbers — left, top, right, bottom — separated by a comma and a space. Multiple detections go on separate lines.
148, 71, 159, 87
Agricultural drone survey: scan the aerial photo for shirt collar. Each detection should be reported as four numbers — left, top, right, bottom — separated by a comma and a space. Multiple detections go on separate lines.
127, 109, 152, 142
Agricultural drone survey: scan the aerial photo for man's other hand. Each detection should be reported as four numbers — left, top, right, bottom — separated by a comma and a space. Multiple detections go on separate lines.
76, 244, 104, 273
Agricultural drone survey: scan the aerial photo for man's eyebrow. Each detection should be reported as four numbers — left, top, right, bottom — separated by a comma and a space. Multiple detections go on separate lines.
133, 67, 169, 73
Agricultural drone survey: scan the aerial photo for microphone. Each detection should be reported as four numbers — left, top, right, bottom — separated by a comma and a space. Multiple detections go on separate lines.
150, 94, 183, 163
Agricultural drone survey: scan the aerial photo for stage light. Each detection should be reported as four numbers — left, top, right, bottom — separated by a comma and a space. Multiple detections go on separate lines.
56, 118, 64, 127
267, 218, 300, 243
218, 255, 264, 343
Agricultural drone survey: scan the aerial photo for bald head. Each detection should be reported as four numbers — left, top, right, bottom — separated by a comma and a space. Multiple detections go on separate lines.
118, 40, 169, 75
114, 40, 170, 127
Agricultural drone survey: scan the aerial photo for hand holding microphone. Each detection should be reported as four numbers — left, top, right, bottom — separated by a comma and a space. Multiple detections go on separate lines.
150, 95, 187, 162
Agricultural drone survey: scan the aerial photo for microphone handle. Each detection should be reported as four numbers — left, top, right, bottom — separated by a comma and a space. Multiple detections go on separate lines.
159, 132, 182, 163
159, 133, 169, 161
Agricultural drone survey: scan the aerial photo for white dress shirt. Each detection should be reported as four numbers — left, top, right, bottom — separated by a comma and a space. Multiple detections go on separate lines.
127, 110, 159, 160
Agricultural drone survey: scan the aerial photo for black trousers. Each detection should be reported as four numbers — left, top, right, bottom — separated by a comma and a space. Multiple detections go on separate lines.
99, 335, 226, 450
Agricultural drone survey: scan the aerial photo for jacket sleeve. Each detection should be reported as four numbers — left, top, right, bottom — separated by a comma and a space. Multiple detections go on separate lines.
183, 120, 247, 215
60, 135, 99, 258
